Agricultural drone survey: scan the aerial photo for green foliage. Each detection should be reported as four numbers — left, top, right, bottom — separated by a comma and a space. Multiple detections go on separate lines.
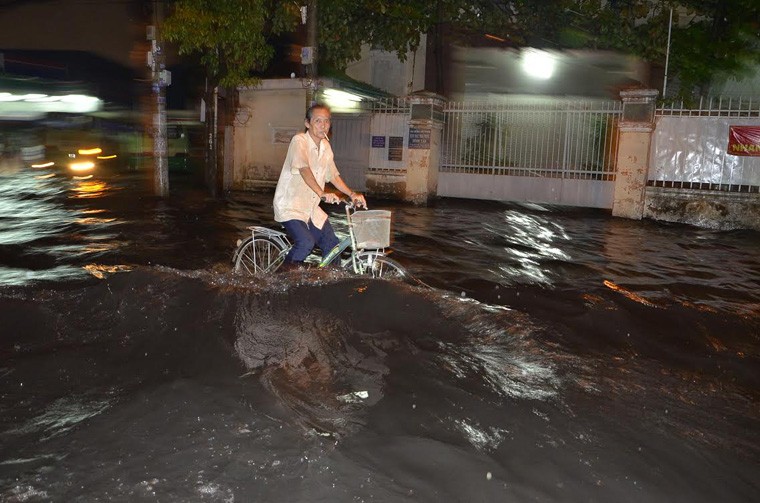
163, 0, 760, 97
163, 0, 516, 87
533, 0, 760, 98
318, 0, 513, 68
162, 0, 297, 88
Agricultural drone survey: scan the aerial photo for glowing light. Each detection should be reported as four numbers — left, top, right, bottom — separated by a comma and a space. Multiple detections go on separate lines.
521, 49, 556, 80
70, 161, 95, 171
0, 92, 24, 102
60, 94, 98, 104
26, 95, 62, 102
322, 88, 363, 110
31, 161, 55, 168
72, 174, 94, 180
35, 173, 57, 179
78, 147, 102, 155
0, 92, 103, 118
96, 154, 116, 160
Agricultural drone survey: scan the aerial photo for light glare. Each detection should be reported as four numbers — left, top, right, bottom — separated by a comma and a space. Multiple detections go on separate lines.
70, 161, 95, 171
521, 49, 556, 80
78, 147, 102, 155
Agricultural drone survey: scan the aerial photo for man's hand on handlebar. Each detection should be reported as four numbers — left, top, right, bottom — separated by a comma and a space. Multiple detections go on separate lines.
350, 192, 367, 209
320, 192, 341, 204
320, 191, 367, 209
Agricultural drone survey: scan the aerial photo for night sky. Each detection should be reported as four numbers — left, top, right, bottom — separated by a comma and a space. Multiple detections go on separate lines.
0, 0, 151, 72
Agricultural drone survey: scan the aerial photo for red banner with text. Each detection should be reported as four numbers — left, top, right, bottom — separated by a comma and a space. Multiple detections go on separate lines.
727, 125, 760, 156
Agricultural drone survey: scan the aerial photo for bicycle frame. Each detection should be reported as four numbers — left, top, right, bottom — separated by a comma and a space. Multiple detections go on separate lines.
319, 203, 378, 272
244, 202, 386, 274
246, 226, 290, 272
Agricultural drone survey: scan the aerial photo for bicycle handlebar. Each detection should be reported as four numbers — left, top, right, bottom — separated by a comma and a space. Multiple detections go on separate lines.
320, 196, 368, 210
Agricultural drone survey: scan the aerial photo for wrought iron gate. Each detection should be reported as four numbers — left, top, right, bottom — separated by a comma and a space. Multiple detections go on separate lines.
439, 97, 622, 208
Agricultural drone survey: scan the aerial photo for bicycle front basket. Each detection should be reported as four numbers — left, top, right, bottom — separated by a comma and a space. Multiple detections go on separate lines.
351, 210, 391, 249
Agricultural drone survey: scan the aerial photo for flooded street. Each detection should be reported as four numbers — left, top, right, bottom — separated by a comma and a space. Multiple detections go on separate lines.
1, 164, 758, 502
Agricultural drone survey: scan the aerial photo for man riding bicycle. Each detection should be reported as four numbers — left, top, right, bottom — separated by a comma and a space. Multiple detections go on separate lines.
272, 104, 367, 270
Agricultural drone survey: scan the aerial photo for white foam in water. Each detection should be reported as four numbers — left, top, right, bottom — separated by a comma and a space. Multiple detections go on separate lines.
455, 419, 507, 451
9, 394, 114, 440
0, 454, 62, 466
434, 294, 561, 400
6, 485, 49, 501
442, 343, 559, 400
197, 481, 234, 502
336, 391, 369, 403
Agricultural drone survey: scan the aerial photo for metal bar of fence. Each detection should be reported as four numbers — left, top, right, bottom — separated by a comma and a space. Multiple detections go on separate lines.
442, 99, 623, 180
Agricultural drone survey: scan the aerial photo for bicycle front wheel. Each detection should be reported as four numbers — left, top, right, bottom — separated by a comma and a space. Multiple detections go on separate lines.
234, 236, 287, 275
348, 252, 407, 280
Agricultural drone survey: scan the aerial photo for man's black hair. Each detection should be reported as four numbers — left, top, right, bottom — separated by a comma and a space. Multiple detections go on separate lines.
305, 104, 330, 122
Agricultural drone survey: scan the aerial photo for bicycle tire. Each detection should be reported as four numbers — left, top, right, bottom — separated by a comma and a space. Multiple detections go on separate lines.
233, 236, 287, 275
347, 252, 407, 280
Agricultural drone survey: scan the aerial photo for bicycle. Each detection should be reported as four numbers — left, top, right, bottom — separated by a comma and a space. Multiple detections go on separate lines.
232, 200, 407, 279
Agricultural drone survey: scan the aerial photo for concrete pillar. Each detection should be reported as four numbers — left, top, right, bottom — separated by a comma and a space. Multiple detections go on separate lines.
612, 89, 658, 219
404, 92, 445, 204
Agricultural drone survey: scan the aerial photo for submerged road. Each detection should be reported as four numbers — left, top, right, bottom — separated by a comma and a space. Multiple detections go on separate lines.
0, 166, 758, 501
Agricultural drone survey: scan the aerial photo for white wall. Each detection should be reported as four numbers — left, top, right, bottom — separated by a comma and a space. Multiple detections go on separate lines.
233, 80, 309, 187
345, 36, 427, 96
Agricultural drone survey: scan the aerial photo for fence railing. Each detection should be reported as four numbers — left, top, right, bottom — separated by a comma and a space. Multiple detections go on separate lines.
651, 96, 760, 193
371, 97, 410, 114
441, 98, 622, 180
657, 96, 760, 117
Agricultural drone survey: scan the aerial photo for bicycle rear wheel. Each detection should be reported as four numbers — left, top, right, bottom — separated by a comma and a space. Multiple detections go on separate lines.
348, 252, 407, 280
234, 236, 287, 275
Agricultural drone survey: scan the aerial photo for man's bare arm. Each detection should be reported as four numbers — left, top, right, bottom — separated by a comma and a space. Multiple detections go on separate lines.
298, 167, 339, 203
331, 174, 367, 208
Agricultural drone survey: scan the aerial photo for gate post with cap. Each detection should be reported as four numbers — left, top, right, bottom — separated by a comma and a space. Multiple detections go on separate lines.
612, 89, 658, 219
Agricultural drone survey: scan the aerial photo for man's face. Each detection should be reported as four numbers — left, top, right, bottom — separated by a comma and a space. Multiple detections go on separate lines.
306, 108, 331, 139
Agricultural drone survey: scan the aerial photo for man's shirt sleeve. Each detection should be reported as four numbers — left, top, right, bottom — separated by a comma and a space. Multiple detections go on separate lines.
288, 135, 309, 174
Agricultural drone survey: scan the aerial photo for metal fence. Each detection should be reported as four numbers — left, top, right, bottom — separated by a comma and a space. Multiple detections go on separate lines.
650, 96, 760, 193
371, 97, 410, 114
441, 97, 622, 180
656, 96, 760, 118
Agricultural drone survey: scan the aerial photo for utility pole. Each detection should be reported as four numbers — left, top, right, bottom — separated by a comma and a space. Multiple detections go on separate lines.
302, 0, 318, 108
148, 0, 169, 196
662, 7, 673, 98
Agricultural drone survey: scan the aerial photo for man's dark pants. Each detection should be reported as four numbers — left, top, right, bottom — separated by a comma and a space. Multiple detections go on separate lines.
281, 218, 340, 264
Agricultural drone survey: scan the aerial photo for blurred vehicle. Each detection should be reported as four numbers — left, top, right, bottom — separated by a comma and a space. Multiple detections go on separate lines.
31, 128, 119, 178
122, 122, 201, 174
167, 123, 191, 173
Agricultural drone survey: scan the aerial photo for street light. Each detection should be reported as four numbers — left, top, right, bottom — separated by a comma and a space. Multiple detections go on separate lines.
522, 49, 556, 80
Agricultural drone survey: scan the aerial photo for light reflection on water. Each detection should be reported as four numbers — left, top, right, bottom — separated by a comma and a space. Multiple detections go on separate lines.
0, 168, 123, 285
69, 179, 110, 199
1, 166, 759, 317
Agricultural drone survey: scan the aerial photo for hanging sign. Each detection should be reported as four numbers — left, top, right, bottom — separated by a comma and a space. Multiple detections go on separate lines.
727, 125, 760, 156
